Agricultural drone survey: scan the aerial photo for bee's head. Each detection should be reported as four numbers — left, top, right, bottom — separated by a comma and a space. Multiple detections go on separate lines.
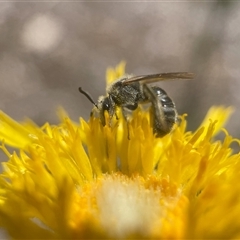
97, 96, 113, 126
79, 87, 114, 126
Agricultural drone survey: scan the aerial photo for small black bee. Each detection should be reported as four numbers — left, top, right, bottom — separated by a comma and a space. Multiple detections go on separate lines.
79, 72, 193, 138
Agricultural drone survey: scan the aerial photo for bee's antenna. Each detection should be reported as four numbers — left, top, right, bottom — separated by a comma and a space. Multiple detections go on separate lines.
79, 87, 98, 109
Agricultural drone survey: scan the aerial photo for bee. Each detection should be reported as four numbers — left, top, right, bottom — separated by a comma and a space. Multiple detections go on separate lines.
79, 72, 193, 138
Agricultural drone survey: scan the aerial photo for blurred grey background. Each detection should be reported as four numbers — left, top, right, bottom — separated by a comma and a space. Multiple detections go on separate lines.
0, 1, 240, 137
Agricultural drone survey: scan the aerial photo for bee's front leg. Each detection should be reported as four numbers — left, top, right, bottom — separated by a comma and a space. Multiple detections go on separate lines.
121, 103, 138, 140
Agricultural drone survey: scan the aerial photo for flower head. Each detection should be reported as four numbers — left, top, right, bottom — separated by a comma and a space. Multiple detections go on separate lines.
0, 62, 239, 239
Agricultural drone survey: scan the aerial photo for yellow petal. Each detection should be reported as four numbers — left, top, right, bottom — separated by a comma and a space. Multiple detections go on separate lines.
0, 111, 32, 148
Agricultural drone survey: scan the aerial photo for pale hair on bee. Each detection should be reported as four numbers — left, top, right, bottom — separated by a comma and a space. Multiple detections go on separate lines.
79, 72, 194, 138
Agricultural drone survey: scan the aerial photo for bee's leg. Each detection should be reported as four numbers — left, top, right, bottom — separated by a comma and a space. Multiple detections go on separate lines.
122, 103, 138, 140
108, 109, 116, 127
121, 107, 131, 140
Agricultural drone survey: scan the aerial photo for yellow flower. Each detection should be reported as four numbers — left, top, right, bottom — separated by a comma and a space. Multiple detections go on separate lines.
0, 62, 239, 239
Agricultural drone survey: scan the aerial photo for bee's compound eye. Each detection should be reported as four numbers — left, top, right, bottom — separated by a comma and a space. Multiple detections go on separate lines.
102, 98, 110, 112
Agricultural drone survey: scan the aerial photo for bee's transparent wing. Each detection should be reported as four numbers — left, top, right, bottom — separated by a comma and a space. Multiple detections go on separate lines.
122, 72, 194, 85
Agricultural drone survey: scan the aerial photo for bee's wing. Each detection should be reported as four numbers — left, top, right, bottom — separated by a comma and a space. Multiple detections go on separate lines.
122, 72, 194, 85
